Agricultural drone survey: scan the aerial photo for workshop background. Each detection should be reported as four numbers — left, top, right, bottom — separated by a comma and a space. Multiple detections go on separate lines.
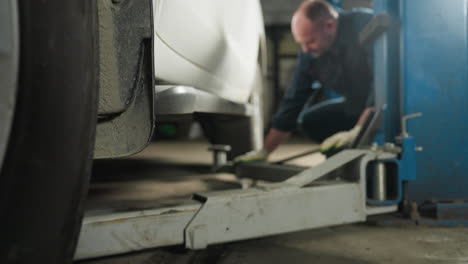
81, 1, 468, 263
261, 0, 373, 109
4, 0, 468, 263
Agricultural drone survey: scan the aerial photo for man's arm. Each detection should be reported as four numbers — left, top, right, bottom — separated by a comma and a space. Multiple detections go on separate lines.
270, 52, 316, 133
356, 107, 374, 126
264, 107, 372, 155
265, 52, 317, 153
264, 128, 291, 153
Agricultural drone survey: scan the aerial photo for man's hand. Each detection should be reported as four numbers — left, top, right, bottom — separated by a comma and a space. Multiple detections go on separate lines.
320, 125, 362, 152
234, 149, 269, 163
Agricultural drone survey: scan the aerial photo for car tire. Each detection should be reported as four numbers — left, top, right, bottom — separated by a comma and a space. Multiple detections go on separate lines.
0, 1, 98, 264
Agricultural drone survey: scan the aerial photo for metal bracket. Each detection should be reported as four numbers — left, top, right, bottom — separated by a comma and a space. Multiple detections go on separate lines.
400, 113, 422, 139
208, 144, 232, 171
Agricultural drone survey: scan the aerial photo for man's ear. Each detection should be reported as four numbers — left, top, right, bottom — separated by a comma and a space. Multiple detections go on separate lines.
323, 19, 337, 33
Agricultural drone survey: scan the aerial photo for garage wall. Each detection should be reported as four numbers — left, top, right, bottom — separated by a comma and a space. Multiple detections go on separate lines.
342, 0, 373, 11
261, 0, 304, 25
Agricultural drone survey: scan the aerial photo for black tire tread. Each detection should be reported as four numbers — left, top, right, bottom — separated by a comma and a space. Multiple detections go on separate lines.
0, 1, 98, 263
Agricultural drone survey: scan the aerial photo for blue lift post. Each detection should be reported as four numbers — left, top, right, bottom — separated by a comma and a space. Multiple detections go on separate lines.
374, 0, 468, 223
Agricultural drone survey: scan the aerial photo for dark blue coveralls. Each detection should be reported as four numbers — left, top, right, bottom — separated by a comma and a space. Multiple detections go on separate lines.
271, 9, 374, 142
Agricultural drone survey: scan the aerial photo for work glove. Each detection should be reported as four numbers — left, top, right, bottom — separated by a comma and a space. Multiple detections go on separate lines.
234, 149, 269, 163
320, 125, 362, 152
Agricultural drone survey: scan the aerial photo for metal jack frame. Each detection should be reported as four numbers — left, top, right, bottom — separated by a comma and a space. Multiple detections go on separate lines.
74, 13, 415, 261
75, 149, 398, 260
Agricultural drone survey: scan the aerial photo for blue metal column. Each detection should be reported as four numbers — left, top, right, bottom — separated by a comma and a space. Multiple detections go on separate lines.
373, 0, 401, 143
373, 0, 468, 203
401, 0, 468, 202
369, 1, 412, 206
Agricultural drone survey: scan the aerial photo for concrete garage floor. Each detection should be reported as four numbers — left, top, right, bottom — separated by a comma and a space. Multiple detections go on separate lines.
86, 138, 324, 212
80, 138, 468, 264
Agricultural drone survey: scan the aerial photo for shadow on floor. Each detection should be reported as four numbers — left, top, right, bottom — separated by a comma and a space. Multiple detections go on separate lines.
86, 158, 240, 212
91, 158, 214, 183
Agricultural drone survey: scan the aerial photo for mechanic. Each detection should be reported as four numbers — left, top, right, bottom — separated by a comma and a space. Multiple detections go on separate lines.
236, 0, 374, 162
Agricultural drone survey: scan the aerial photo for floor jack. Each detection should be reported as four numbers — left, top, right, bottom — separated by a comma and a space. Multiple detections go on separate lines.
74, 109, 421, 261
74, 14, 423, 261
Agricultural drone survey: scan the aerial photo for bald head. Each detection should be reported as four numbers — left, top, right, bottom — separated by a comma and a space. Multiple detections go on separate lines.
297, 0, 339, 23
292, 0, 339, 56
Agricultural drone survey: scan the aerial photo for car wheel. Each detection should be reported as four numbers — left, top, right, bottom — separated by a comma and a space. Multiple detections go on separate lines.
199, 64, 271, 160
0, 1, 98, 263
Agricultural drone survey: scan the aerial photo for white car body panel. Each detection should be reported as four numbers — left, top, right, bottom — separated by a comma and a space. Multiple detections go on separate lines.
0, 0, 19, 171
153, 0, 265, 104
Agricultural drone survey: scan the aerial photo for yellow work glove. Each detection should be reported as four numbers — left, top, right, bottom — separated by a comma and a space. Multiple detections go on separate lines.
320, 125, 362, 152
234, 149, 269, 163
